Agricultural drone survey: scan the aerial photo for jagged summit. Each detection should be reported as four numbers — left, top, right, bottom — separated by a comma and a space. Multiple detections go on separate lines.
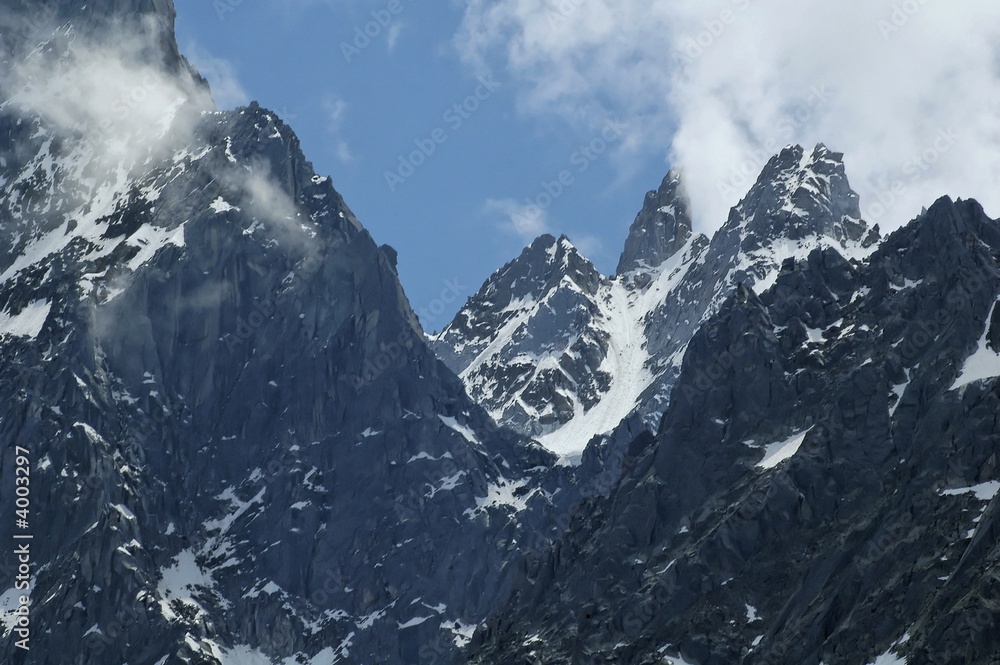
0, 4, 564, 663
468, 186, 1000, 665
429, 233, 614, 445
616, 168, 694, 277
725, 143, 877, 252
501, 233, 604, 299
434, 143, 887, 458
432, 233, 605, 360
703, 143, 880, 297
7, 3, 999, 658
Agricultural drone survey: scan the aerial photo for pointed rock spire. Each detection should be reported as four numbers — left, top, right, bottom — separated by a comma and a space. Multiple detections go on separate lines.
723, 143, 877, 252
616, 168, 694, 276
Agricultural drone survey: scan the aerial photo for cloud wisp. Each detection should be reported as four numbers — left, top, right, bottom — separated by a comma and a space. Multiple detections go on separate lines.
455, 0, 1000, 232
1, 14, 215, 176
182, 43, 249, 110
485, 197, 550, 241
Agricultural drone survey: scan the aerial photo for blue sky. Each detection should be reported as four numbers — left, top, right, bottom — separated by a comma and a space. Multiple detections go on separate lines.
174, 1, 1000, 330
173, 0, 668, 331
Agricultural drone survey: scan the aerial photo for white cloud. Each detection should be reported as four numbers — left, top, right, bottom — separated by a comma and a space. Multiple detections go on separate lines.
570, 234, 604, 261
322, 94, 347, 132
387, 22, 405, 54
456, 0, 1000, 233
485, 197, 550, 240
182, 43, 249, 110
322, 93, 353, 164
3, 19, 214, 174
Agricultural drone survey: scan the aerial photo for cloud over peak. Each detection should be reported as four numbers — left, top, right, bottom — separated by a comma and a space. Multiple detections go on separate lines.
456, 0, 1000, 232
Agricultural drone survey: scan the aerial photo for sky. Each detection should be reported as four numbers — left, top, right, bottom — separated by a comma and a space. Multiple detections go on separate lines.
173, 0, 1000, 330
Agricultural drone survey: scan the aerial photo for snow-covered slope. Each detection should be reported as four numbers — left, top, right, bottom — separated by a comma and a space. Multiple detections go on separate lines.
433, 144, 880, 459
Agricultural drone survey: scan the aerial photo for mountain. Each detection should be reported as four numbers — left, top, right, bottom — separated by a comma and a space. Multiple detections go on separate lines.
4, 2, 1000, 664
432, 144, 880, 459
430, 234, 617, 455
0, 3, 564, 664
467, 194, 1000, 665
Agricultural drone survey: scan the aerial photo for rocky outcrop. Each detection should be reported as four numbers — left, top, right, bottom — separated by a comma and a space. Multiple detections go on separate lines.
430, 234, 615, 449
4, 3, 1000, 664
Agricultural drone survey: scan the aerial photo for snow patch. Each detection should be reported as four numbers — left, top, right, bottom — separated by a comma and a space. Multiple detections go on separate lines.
442, 620, 477, 648
466, 478, 536, 516
398, 616, 430, 629
204, 487, 266, 537
407, 451, 453, 463
941, 481, 1000, 502
112, 503, 136, 521
868, 649, 907, 665
756, 428, 813, 469
210, 196, 238, 213
124, 222, 187, 274
211, 645, 273, 665
0, 588, 27, 638
437, 415, 481, 446
0, 300, 50, 338
156, 550, 217, 621
951, 299, 1000, 391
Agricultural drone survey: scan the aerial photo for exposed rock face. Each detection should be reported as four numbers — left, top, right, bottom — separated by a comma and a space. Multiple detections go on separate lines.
4, 2, 1000, 665
466, 196, 1000, 665
632, 143, 880, 425
0, 4, 562, 664
1, 0, 187, 73
430, 235, 616, 449
616, 169, 693, 277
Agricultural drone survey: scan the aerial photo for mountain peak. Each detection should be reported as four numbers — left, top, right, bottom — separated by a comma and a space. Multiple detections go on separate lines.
513, 233, 592, 286
725, 143, 875, 251
616, 168, 694, 276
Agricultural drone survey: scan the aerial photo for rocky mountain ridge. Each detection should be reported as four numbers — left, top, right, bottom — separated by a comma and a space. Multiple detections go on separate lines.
1, 1, 999, 664
432, 144, 880, 460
